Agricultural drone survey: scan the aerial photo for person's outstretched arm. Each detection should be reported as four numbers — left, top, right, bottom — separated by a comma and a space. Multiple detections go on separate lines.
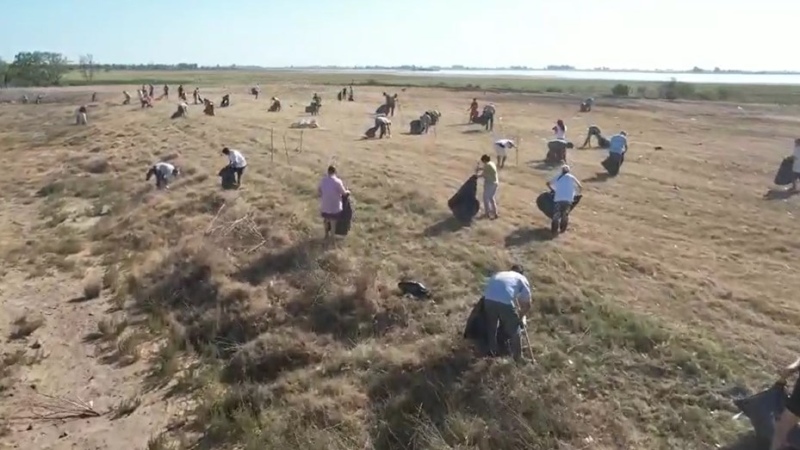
515, 277, 533, 316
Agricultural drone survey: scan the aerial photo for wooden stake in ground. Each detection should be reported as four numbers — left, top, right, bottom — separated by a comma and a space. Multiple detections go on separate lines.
515, 135, 521, 166
283, 132, 290, 163
269, 128, 275, 163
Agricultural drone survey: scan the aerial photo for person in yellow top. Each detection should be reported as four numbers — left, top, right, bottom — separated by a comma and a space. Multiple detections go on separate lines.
475, 154, 499, 219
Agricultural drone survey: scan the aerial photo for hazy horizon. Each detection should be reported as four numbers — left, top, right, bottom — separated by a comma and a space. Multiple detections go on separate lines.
1, 0, 797, 72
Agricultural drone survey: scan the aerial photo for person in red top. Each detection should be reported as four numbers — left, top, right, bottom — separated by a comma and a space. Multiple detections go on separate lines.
468, 98, 479, 122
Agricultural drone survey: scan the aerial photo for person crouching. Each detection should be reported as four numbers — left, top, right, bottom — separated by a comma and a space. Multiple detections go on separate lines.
146, 162, 180, 190
75, 105, 88, 125
318, 165, 350, 239
221, 147, 247, 187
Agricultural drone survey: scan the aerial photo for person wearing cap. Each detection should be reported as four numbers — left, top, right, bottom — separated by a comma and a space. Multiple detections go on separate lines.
481, 265, 533, 361
475, 154, 499, 219
221, 147, 247, 187
546, 164, 583, 235
607, 130, 629, 175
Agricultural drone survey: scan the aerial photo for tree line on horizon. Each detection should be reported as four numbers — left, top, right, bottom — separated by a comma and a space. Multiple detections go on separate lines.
1, 51, 797, 88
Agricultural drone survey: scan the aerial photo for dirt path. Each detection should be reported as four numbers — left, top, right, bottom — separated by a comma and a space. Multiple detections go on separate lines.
0, 183, 173, 448
0, 267, 175, 450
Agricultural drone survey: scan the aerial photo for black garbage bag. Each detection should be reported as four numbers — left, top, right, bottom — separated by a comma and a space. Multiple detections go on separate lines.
775, 156, 796, 186
409, 119, 423, 135
535, 191, 583, 219
597, 135, 610, 149
546, 140, 573, 164
601, 152, 626, 176
463, 297, 510, 356
365, 126, 379, 139
218, 166, 237, 190
472, 111, 490, 125
447, 175, 480, 223
733, 382, 800, 446
335, 194, 353, 236
398, 280, 430, 299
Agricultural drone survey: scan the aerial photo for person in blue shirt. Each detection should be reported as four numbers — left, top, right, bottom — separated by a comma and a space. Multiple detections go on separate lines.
481, 265, 532, 361
605, 131, 629, 176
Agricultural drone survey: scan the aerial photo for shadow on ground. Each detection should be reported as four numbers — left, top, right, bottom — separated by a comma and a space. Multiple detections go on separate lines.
505, 227, 553, 247
585, 172, 612, 183
763, 188, 798, 201
527, 160, 559, 171
235, 238, 325, 286
720, 432, 764, 450
423, 216, 471, 237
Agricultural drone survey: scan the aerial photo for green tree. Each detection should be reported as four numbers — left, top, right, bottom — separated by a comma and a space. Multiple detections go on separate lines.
0, 58, 7, 88
8, 51, 70, 87
79, 54, 96, 83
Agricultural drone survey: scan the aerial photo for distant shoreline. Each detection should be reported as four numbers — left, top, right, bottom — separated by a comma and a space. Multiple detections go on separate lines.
239, 67, 800, 76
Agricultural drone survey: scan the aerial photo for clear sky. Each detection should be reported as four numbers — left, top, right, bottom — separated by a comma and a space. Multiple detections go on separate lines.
0, 0, 797, 71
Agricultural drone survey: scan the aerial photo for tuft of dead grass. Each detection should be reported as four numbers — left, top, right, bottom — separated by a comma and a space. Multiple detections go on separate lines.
82, 269, 103, 299
9, 315, 44, 340
1, 82, 797, 449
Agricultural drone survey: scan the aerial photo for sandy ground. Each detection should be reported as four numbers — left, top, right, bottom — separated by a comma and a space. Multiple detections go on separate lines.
0, 82, 798, 449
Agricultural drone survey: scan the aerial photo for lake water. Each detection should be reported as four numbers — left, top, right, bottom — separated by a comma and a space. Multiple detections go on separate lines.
316, 69, 800, 86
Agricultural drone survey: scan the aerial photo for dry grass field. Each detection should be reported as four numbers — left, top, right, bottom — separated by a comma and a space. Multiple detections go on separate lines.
0, 74, 799, 450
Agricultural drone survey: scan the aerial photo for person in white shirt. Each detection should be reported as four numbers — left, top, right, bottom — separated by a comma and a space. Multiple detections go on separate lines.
375, 115, 392, 138
492, 139, 515, 169
552, 119, 567, 141
145, 162, 180, 190
546, 164, 583, 235
481, 264, 532, 361
221, 147, 247, 187
792, 138, 800, 191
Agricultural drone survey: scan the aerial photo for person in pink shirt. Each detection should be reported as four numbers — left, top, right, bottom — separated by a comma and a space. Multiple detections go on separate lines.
318, 165, 349, 238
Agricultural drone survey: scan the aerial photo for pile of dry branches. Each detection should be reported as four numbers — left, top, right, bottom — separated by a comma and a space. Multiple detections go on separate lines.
204, 201, 267, 257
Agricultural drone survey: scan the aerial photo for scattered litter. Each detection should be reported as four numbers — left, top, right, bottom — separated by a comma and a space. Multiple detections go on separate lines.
290, 118, 319, 129
398, 280, 430, 299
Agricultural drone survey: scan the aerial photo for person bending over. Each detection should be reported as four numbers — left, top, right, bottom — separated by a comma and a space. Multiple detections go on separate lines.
222, 147, 247, 187
481, 264, 532, 361
146, 162, 180, 190
493, 138, 515, 169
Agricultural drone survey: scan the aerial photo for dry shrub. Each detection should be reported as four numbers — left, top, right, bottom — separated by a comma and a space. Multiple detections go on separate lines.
368, 350, 582, 450
81, 157, 110, 174
82, 269, 103, 299
222, 329, 326, 384
129, 238, 266, 358
9, 315, 44, 340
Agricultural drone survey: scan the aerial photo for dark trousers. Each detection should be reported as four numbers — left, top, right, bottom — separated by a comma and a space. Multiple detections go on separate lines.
483, 299, 522, 360
485, 114, 494, 131
232, 166, 245, 184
